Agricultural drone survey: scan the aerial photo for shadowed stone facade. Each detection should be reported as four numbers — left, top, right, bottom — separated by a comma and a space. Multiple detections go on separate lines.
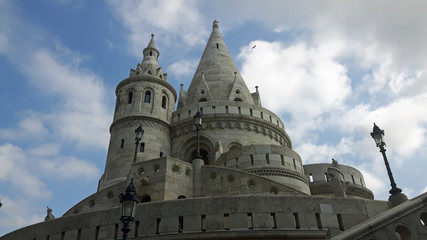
2, 21, 427, 240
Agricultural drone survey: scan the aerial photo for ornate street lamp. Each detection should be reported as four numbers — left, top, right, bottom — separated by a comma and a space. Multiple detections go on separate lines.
370, 123, 402, 195
194, 110, 203, 159
133, 124, 144, 163
120, 179, 139, 240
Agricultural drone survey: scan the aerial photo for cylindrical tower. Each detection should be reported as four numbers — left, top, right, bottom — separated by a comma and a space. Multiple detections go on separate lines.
98, 35, 177, 191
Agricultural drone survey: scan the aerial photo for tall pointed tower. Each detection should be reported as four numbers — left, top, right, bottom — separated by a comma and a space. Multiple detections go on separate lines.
5, 21, 407, 240
98, 34, 177, 191
171, 20, 309, 194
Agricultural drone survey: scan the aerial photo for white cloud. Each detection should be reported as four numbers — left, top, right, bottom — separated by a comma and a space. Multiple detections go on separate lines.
29, 143, 61, 157
40, 156, 100, 180
108, 0, 208, 56
360, 169, 388, 199
168, 59, 198, 77
0, 196, 44, 233
0, 143, 51, 199
0, 113, 49, 140
238, 40, 352, 141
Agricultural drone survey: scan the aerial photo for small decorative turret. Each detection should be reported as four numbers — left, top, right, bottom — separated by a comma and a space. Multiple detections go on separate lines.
129, 34, 166, 80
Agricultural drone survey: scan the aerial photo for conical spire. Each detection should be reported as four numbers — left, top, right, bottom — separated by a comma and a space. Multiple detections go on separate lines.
184, 20, 254, 105
130, 34, 165, 80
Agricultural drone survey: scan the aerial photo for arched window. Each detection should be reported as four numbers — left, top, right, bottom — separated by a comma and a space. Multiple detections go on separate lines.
144, 91, 151, 103
128, 91, 133, 104
162, 96, 167, 109
150, 51, 152, 56
140, 194, 151, 203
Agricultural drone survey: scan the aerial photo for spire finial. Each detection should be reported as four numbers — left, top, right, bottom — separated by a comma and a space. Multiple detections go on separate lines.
213, 20, 219, 29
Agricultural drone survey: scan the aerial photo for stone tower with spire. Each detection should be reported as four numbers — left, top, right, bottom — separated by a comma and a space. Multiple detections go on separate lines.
98, 34, 177, 191
4, 20, 424, 240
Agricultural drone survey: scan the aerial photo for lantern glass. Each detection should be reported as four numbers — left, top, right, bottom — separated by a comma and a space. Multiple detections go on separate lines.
373, 133, 384, 146
121, 198, 136, 219
194, 111, 202, 126
135, 125, 144, 140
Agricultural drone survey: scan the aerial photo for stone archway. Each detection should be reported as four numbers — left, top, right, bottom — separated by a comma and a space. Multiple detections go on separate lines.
177, 134, 216, 164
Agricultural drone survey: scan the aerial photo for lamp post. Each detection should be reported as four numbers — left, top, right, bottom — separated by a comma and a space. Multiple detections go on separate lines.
194, 110, 203, 159
133, 124, 144, 163
370, 123, 402, 195
120, 179, 139, 240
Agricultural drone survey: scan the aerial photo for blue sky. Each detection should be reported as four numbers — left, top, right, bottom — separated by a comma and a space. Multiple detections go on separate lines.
1, 0, 427, 235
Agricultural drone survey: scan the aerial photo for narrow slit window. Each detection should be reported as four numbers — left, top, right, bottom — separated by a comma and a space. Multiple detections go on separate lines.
135, 221, 139, 236
224, 213, 230, 230
293, 213, 300, 229
236, 158, 239, 168
144, 91, 151, 103
293, 159, 297, 169
325, 173, 329, 182
261, 112, 264, 119
77, 229, 81, 240
140, 142, 145, 152
281, 155, 285, 166
225, 106, 229, 113
95, 226, 100, 239
114, 224, 118, 239
250, 109, 253, 116
128, 91, 133, 104
269, 116, 272, 122
238, 106, 241, 115
351, 175, 355, 184
316, 213, 322, 230
120, 139, 125, 149
250, 154, 254, 165
309, 174, 313, 183
156, 218, 161, 234
337, 214, 344, 231
271, 213, 277, 229
161, 96, 167, 109
266, 154, 270, 164
216, 43, 219, 49
247, 213, 253, 229
160, 152, 163, 157
178, 216, 184, 233
201, 215, 206, 231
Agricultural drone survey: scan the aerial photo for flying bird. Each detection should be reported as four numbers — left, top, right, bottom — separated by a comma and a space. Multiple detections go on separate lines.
252, 45, 256, 49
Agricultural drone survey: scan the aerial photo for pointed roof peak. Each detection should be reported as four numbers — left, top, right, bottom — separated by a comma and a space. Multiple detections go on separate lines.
147, 33, 157, 50
183, 20, 254, 105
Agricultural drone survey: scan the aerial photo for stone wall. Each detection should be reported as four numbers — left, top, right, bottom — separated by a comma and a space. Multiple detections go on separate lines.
0, 195, 390, 240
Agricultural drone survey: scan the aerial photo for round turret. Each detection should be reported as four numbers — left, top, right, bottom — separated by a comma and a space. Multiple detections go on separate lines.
98, 35, 177, 191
